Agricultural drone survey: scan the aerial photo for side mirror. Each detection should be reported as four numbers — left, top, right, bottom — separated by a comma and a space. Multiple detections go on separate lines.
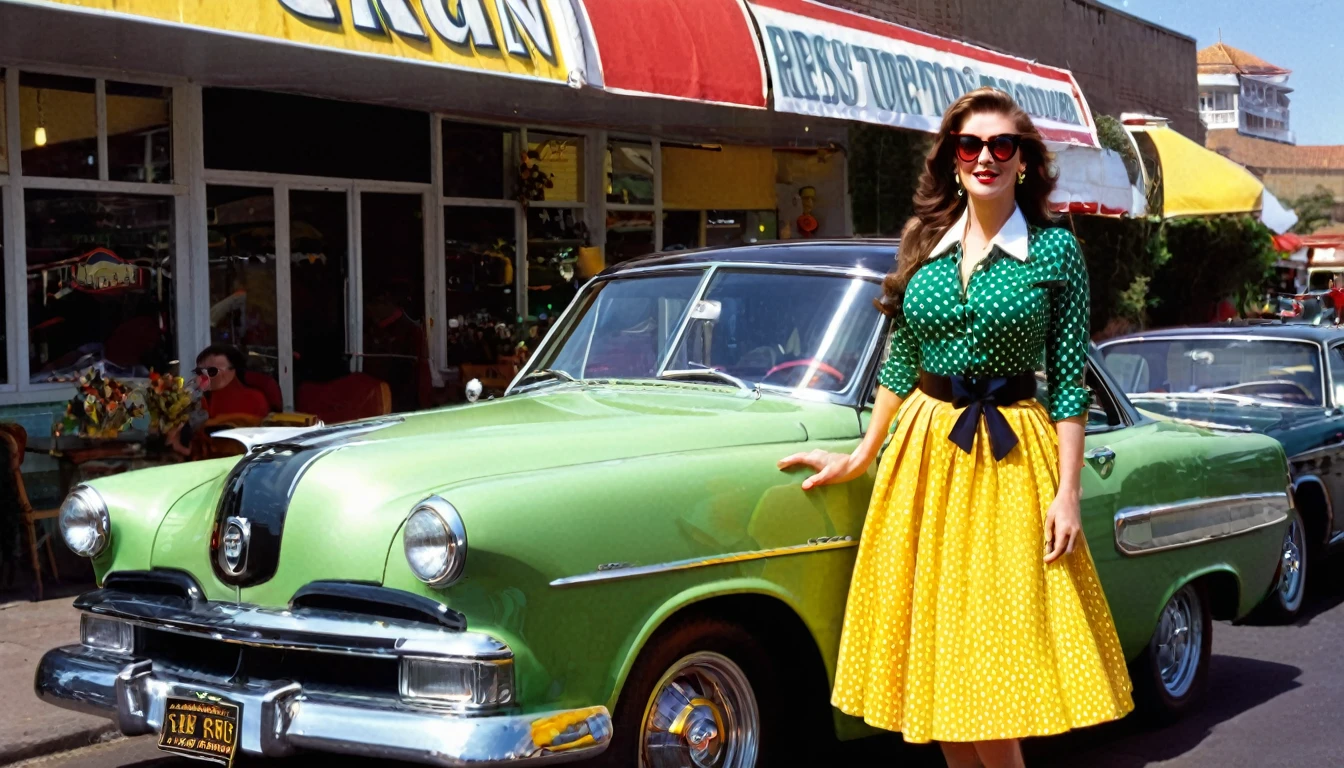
465, 379, 483, 403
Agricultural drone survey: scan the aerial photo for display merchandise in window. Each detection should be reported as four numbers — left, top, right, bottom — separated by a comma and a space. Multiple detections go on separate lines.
524, 132, 585, 203
25, 191, 175, 384
444, 205, 518, 368
526, 207, 586, 320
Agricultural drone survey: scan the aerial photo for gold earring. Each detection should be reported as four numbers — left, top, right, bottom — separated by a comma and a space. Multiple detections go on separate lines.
1017, 170, 1026, 185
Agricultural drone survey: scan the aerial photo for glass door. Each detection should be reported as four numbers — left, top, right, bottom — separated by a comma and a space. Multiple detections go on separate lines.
289, 190, 350, 403
206, 186, 279, 383
360, 191, 428, 413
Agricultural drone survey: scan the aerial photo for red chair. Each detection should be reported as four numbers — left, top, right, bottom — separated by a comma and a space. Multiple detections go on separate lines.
242, 370, 284, 413
296, 373, 392, 425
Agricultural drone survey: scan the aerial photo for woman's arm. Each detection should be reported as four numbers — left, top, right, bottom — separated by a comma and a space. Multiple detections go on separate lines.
778, 385, 903, 489
1045, 416, 1085, 562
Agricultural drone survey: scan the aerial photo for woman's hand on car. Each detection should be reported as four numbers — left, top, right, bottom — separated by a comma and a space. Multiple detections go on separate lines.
777, 450, 867, 490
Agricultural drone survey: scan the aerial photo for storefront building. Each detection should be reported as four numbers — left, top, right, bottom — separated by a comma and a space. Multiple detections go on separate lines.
0, 0, 1124, 437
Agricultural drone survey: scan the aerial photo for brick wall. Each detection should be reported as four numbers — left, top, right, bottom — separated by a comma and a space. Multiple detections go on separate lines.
819, 0, 1202, 139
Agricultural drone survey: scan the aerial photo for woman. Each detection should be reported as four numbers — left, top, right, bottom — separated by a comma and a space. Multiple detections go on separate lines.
779, 88, 1132, 768
168, 344, 270, 456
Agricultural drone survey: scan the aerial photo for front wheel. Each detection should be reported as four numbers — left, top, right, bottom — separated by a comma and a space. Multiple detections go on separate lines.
1253, 507, 1308, 623
598, 617, 797, 768
1132, 582, 1212, 721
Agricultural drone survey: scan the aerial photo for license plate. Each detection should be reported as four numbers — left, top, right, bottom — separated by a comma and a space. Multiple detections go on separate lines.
157, 694, 241, 767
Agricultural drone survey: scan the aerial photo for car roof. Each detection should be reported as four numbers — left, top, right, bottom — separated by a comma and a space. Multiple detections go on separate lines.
600, 240, 900, 277
1103, 322, 1344, 344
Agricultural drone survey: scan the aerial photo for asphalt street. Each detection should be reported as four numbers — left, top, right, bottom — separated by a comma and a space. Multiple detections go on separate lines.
16, 585, 1344, 768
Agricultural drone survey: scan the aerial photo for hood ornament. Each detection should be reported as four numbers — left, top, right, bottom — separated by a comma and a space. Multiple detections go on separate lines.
220, 517, 251, 577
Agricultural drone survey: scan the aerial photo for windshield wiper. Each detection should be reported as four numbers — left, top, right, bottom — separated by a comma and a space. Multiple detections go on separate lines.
659, 368, 755, 393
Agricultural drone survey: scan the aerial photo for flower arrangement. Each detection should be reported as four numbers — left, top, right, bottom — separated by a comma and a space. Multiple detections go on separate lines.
516, 149, 555, 204
54, 369, 146, 439
143, 371, 199, 435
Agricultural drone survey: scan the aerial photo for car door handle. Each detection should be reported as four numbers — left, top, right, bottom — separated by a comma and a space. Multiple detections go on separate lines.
1085, 446, 1115, 462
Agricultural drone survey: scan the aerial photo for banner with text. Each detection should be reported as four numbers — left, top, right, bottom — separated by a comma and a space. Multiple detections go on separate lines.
22, 0, 581, 84
746, 0, 1098, 147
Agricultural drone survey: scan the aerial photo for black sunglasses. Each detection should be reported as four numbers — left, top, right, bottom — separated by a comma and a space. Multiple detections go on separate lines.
193, 366, 232, 378
952, 133, 1022, 163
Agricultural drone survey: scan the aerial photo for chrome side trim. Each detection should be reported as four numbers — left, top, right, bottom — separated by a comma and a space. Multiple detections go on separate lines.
549, 537, 858, 588
74, 592, 509, 660
36, 647, 609, 766
1114, 492, 1291, 556
1289, 442, 1344, 464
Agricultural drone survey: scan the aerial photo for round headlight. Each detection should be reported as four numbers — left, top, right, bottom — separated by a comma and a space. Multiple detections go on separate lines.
404, 497, 467, 587
60, 485, 110, 558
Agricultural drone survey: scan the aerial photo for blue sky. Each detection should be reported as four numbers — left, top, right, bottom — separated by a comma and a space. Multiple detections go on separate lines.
1097, 0, 1343, 145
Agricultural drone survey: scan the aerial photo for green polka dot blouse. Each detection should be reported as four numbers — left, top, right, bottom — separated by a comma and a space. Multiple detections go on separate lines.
878, 225, 1091, 422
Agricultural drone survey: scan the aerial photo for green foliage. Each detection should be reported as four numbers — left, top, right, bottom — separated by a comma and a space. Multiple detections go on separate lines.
1145, 215, 1279, 327
1095, 115, 1142, 186
848, 123, 931, 235
1288, 185, 1337, 234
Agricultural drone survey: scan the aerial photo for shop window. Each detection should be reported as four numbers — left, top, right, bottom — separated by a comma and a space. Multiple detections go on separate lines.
706, 210, 777, 247
106, 82, 172, 184
203, 89, 430, 183
361, 192, 429, 413
663, 211, 700, 251
290, 190, 349, 389
607, 140, 654, 205
207, 186, 279, 382
444, 206, 517, 364
526, 207, 584, 320
607, 210, 656, 264
442, 121, 518, 200
0, 70, 8, 175
527, 132, 584, 203
25, 190, 175, 384
0, 195, 6, 384
19, 73, 98, 180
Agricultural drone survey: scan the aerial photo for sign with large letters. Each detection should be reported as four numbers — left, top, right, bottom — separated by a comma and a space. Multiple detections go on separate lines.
746, 0, 1099, 147
23, 0, 580, 83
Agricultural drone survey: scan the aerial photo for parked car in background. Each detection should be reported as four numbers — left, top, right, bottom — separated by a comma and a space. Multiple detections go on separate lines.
1099, 323, 1344, 620
37, 243, 1295, 767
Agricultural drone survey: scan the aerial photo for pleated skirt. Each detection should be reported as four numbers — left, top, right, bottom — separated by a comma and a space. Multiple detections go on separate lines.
830, 389, 1134, 743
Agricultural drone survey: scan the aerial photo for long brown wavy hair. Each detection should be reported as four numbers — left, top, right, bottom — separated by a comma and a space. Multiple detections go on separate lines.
876, 88, 1057, 316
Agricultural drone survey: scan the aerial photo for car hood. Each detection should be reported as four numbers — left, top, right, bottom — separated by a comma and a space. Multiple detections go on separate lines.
151, 383, 853, 596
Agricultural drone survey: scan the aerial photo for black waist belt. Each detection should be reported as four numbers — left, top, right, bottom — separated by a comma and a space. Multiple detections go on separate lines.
919, 371, 1038, 461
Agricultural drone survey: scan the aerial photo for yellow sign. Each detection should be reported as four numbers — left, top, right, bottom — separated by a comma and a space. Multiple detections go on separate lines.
32, 0, 574, 82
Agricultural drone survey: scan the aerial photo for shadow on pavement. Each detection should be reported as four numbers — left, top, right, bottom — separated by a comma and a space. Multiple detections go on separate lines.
1027, 654, 1302, 767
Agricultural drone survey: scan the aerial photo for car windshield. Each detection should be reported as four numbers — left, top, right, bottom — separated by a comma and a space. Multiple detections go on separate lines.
1101, 337, 1323, 407
521, 269, 884, 396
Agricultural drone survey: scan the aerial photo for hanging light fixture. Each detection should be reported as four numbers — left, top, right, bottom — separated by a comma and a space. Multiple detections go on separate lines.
34, 90, 47, 147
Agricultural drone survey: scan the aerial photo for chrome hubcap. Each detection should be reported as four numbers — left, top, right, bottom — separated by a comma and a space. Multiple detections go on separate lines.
641, 652, 759, 768
1155, 585, 1203, 698
1277, 516, 1306, 610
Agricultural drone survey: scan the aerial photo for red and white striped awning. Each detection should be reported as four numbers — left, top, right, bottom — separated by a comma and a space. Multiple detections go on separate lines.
572, 0, 767, 108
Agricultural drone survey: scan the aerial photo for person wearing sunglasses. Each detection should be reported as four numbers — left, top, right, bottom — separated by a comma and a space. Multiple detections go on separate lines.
779, 88, 1130, 768
168, 344, 271, 456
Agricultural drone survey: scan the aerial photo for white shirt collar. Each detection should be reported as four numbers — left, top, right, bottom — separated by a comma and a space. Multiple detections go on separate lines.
928, 205, 1031, 262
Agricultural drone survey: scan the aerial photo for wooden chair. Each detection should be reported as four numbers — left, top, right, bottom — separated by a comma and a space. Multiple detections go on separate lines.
0, 424, 61, 601
296, 373, 393, 424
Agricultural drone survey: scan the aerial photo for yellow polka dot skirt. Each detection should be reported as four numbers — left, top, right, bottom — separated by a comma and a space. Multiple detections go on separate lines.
831, 390, 1134, 743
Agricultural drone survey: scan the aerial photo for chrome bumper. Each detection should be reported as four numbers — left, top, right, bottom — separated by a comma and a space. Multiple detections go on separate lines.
35, 646, 611, 766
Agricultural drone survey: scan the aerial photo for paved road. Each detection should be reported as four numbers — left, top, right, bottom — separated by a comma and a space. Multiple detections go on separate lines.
17, 586, 1344, 768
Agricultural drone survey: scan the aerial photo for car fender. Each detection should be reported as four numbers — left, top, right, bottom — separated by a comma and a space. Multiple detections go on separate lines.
603, 576, 828, 712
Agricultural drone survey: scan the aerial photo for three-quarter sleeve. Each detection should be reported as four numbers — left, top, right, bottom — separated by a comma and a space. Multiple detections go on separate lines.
878, 314, 921, 398
1044, 230, 1091, 421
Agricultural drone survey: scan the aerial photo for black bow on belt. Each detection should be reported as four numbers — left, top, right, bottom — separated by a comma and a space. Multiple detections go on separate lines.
919, 372, 1038, 462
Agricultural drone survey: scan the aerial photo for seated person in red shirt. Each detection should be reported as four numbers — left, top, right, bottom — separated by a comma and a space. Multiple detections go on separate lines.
169, 345, 271, 455
1329, 275, 1344, 325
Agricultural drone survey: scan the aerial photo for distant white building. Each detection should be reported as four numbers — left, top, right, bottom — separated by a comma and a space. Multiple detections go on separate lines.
1197, 42, 1294, 145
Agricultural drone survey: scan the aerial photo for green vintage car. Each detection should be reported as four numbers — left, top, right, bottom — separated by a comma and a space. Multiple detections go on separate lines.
37, 242, 1295, 768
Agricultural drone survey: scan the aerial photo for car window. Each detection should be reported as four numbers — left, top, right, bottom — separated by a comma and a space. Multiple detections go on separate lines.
1329, 345, 1344, 406
665, 271, 884, 394
1034, 366, 1118, 431
1101, 337, 1323, 407
540, 273, 703, 379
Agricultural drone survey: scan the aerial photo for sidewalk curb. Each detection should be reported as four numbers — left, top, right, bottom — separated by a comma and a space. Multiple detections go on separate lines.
0, 723, 119, 767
